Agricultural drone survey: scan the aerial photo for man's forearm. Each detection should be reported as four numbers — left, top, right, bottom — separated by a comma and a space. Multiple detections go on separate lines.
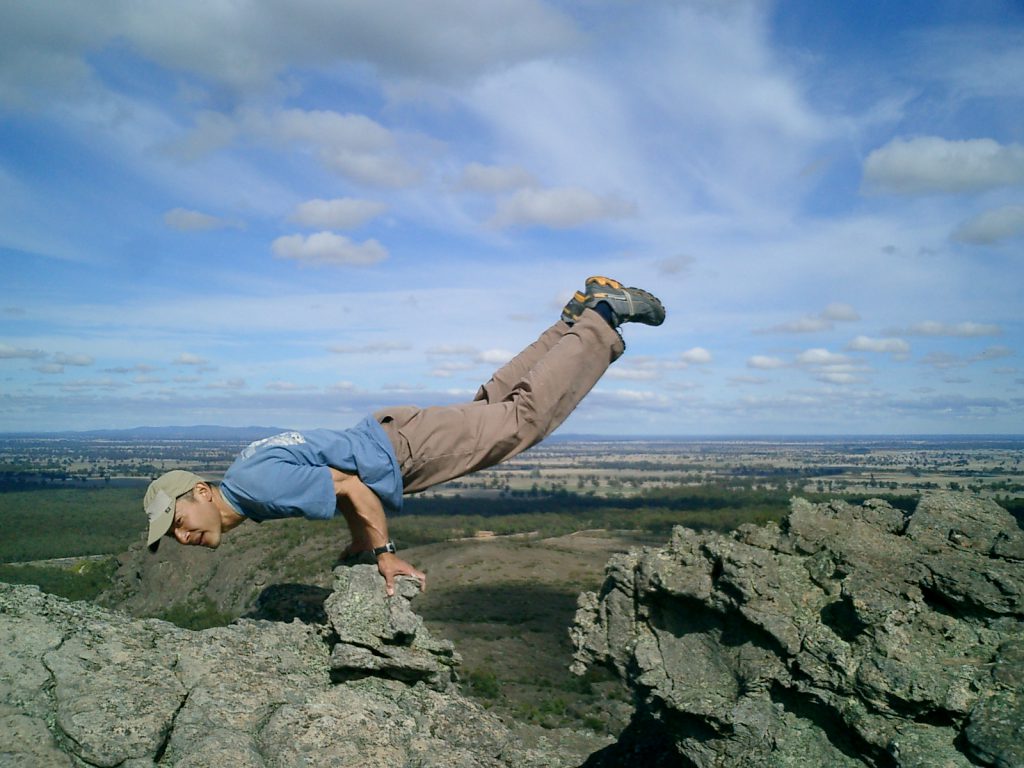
342, 479, 391, 549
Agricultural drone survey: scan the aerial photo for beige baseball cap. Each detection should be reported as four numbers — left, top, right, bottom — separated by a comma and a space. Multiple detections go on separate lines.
144, 470, 204, 553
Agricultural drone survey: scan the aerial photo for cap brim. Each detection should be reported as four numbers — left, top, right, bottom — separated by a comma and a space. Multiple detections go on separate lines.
146, 490, 175, 553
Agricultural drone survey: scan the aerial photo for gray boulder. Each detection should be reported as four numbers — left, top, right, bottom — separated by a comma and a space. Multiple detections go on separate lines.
571, 493, 1024, 767
0, 565, 562, 767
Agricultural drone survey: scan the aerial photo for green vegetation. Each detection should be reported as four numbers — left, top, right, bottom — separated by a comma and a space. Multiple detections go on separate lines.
0, 487, 140, 562
154, 597, 237, 630
0, 557, 117, 602
392, 484, 792, 548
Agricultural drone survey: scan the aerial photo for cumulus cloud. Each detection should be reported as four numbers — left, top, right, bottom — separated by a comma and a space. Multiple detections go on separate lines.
241, 108, 418, 187
329, 341, 411, 354
0, 1, 578, 103
456, 162, 536, 193
863, 136, 1024, 195
490, 186, 636, 229
272, 232, 388, 266
681, 347, 712, 365
797, 348, 850, 366
758, 303, 860, 334
747, 355, 786, 370
174, 353, 208, 366
53, 353, 94, 366
291, 198, 387, 230
970, 346, 1014, 363
323, 151, 420, 188
847, 336, 910, 357
952, 205, 1024, 244
0, 344, 45, 360
164, 207, 240, 231
794, 348, 865, 385
206, 378, 246, 390
891, 321, 1001, 337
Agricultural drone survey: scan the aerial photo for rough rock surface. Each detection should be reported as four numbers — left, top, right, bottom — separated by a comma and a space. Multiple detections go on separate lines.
572, 493, 1024, 767
0, 565, 564, 768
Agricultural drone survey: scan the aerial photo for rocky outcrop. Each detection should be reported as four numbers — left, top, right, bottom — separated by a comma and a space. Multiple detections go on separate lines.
572, 493, 1024, 767
0, 565, 562, 767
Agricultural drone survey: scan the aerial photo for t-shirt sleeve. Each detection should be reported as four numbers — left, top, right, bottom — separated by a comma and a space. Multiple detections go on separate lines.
222, 448, 337, 521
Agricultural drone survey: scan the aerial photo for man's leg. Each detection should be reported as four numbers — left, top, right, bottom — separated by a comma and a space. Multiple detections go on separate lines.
376, 309, 624, 493
472, 319, 569, 404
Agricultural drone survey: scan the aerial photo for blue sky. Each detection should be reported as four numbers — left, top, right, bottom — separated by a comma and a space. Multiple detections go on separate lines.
1, 0, 1023, 435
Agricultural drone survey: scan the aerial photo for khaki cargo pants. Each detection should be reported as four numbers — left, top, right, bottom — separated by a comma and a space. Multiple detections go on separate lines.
374, 309, 624, 494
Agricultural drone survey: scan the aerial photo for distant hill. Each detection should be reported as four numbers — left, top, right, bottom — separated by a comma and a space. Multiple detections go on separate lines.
1, 425, 289, 441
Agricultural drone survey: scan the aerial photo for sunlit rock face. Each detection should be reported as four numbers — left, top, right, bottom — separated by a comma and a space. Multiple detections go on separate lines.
0, 565, 562, 768
572, 493, 1024, 768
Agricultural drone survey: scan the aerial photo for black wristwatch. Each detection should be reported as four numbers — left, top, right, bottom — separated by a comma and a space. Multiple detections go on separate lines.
372, 540, 397, 557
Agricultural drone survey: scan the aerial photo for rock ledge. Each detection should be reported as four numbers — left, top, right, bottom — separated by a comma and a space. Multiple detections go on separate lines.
572, 493, 1024, 768
0, 565, 559, 767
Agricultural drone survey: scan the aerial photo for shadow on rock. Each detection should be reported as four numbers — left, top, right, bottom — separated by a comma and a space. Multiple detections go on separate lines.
244, 582, 332, 624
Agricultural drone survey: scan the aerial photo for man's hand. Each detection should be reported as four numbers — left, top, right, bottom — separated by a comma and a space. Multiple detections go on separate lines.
376, 552, 426, 596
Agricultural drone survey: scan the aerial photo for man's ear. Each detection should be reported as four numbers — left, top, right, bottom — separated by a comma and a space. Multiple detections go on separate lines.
194, 481, 213, 500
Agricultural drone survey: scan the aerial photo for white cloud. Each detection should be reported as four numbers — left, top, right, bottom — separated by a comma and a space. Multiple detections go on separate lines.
747, 355, 785, 370
207, 378, 246, 390
53, 353, 94, 366
490, 186, 635, 229
271, 232, 388, 266
970, 346, 1013, 363
896, 321, 1001, 338
174, 353, 208, 366
863, 137, 1024, 195
952, 205, 1024, 244
163, 111, 238, 161
322, 150, 420, 188
330, 341, 411, 354
797, 348, 850, 366
242, 108, 418, 188
163, 207, 240, 231
291, 198, 388, 230
759, 304, 860, 334
456, 162, 536, 193
822, 303, 860, 322
256, 108, 392, 150
0, 344, 45, 360
816, 371, 858, 385
681, 347, 712, 365
847, 336, 910, 356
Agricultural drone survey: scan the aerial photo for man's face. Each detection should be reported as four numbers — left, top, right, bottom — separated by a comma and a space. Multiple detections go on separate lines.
169, 485, 223, 549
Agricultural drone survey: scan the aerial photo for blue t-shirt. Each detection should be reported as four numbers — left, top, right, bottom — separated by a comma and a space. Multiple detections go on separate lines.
219, 416, 402, 522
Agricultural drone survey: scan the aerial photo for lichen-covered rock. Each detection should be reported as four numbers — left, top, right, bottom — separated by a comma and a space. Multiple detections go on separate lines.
572, 493, 1024, 767
0, 565, 564, 767
325, 565, 460, 690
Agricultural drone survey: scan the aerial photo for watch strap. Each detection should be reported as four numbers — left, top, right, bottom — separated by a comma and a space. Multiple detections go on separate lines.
372, 540, 397, 557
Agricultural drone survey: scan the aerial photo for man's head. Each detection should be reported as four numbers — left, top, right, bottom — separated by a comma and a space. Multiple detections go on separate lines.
144, 470, 206, 552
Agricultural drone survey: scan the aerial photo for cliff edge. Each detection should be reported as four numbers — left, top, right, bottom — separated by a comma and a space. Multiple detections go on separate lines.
0, 565, 563, 768
571, 492, 1024, 767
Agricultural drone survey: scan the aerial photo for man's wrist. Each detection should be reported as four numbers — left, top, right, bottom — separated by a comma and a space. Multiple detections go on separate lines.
372, 540, 397, 557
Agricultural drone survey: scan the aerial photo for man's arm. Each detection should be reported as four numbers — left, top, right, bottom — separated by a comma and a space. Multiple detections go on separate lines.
330, 468, 426, 596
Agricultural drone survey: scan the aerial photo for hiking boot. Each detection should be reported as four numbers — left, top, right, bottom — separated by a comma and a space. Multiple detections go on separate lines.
560, 290, 587, 324
583, 276, 666, 326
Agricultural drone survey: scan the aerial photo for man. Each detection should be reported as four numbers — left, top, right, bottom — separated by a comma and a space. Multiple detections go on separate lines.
143, 276, 665, 595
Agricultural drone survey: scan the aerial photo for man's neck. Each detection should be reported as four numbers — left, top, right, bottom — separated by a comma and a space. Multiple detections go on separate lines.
212, 486, 246, 532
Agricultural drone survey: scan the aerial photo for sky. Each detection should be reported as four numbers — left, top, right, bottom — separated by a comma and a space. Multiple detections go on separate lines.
1, 0, 1023, 436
